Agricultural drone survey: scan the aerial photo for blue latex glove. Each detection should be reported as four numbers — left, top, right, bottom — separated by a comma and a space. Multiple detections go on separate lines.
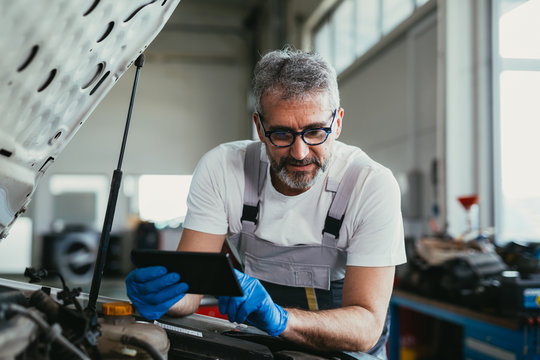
126, 266, 188, 320
218, 269, 288, 337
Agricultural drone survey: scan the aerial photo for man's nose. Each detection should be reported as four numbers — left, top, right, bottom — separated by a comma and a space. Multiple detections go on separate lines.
289, 136, 310, 160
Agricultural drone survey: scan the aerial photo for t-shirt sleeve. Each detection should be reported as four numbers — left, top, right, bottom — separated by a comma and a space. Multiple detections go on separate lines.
182, 147, 229, 235
345, 167, 406, 267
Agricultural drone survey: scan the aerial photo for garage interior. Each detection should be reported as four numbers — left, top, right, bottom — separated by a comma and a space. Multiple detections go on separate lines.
0, 0, 539, 359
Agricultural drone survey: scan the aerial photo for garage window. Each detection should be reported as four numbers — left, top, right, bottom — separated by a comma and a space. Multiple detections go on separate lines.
493, 0, 540, 243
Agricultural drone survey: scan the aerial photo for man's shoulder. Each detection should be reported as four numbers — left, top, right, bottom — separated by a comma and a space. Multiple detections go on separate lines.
201, 140, 256, 162
214, 139, 255, 153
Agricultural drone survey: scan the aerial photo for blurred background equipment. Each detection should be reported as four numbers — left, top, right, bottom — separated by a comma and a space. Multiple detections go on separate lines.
456, 194, 480, 239
134, 221, 161, 250
497, 241, 540, 318
41, 226, 99, 284
398, 233, 507, 312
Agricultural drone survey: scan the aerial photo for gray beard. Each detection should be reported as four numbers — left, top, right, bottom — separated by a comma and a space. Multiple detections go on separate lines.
270, 153, 331, 191
276, 164, 324, 190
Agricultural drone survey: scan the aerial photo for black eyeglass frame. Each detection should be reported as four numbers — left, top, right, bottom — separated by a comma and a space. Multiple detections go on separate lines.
257, 109, 338, 148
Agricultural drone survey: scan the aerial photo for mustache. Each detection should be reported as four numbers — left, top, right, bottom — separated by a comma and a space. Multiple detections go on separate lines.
279, 156, 322, 169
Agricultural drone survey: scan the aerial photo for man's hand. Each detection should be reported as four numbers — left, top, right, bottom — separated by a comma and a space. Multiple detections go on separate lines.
126, 266, 188, 320
218, 270, 288, 337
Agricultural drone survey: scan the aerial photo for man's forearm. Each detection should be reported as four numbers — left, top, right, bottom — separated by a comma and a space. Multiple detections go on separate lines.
166, 294, 203, 317
280, 306, 382, 352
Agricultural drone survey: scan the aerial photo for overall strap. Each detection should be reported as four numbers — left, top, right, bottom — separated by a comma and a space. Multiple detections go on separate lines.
322, 159, 363, 246
240, 142, 266, 233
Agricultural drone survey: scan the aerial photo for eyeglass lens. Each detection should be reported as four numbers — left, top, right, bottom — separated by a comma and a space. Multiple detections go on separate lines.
270, 129, 329, 146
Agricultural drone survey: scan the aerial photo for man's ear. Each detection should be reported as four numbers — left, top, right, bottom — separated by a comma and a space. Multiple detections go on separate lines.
253, 113, 265, 142
335, 108, 344, 139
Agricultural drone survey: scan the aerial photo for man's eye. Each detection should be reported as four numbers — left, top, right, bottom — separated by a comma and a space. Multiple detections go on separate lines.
272, 132, 292, 140
304, 129, 326, 139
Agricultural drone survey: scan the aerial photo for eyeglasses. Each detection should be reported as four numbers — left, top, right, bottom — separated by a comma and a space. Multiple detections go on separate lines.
258, 109, 337, 148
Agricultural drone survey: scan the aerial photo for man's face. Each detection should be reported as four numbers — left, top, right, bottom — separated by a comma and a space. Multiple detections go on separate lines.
255, 93, 343, 196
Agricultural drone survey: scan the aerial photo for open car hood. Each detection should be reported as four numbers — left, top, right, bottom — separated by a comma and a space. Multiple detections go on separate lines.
0, 0, 181, 238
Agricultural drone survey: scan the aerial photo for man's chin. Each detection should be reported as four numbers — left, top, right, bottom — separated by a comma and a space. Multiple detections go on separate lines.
281, 170, 319, 190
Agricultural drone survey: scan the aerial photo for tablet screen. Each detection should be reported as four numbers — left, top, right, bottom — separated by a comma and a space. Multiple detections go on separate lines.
130, 249, 243, 297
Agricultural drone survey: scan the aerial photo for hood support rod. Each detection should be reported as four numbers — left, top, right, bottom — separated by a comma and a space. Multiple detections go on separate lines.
86, 54, 145, 316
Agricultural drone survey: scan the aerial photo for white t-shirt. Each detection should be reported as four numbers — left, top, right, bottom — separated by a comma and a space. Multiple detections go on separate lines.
183, 140, 406, 270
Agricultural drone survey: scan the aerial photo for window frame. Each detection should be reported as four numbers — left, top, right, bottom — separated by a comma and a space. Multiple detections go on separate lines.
307, 0, 433, 76
492, 0, 540, 244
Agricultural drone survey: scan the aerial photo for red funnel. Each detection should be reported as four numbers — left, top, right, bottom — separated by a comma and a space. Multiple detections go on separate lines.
457, 195, 479, 210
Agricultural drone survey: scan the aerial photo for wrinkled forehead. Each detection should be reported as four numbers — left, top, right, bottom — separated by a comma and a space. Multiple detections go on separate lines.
260, 89, 332, 115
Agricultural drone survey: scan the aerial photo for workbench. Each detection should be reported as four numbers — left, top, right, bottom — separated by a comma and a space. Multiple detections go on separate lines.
390, 289, 539, 360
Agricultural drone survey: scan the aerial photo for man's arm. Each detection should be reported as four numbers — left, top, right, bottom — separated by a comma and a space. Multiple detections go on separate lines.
280, 265, 395, 352
166, 228, 226, 316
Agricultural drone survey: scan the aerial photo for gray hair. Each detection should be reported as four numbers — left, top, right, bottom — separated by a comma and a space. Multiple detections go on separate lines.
252, 48, 340, 115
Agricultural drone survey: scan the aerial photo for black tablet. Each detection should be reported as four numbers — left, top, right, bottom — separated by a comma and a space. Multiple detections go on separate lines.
130, 249, 243, 297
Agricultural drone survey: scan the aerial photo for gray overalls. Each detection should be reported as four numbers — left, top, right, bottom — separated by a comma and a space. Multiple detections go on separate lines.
228, 142, 390, 360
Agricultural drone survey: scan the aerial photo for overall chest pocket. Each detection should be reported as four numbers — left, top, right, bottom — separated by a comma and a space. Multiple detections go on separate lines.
244, 251, 332, 290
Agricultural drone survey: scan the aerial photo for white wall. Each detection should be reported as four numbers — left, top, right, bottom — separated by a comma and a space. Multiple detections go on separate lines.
50, 60, 251, 175
440, 0, 492, 237
339, 13, 438, 237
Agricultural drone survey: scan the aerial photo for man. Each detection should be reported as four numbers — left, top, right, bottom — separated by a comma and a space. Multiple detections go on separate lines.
126, 48, 406, 359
